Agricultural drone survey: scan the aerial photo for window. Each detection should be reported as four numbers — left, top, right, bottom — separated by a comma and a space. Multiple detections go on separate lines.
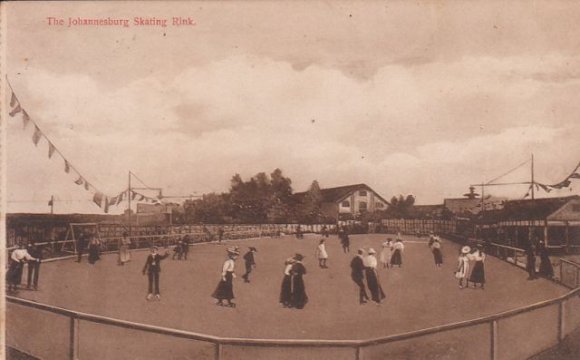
573, 204, 580, 212
359, 202, 367, 210
359, 190, 367, 196
341, 201, 350, 207
376, 202, 384, 208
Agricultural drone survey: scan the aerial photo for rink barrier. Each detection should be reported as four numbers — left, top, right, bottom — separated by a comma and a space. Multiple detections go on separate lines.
6, 286, 580, 360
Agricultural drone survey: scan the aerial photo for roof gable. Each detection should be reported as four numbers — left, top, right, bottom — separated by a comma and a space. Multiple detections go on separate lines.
294, 183, 389, 204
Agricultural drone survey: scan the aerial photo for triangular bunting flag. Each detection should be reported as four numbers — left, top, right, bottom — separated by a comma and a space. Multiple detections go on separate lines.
131, 191, 137, 200
104, 197, 110, 213
537, 183, 552, 193
570, 173, 580, 179
84, 181, 90, 191
551, 180, 572, 189
48, 142, 56, 159
109, 196, 118, 206
32, 126, 42, 146
93, 192, 104, 207
116, 193, 124, 205
75, 177, 84, 185
138, 194, 145, 201
10, 91, 18, 107
22, 110, 30, 129
64, 160, 71, 173
9, 104, 22, 117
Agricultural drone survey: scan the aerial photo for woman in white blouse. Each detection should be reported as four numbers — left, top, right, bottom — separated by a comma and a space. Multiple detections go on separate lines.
315, 239, 328, 269
364, 248, 386, 304
455, 246, 471, 289
211, 247, 240, 307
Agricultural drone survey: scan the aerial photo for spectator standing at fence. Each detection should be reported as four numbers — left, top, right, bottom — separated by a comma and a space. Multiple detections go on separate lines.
212, 247, 240, 307
321, 225, 329, 238
364, 248, 386, 304
218, 226, 225, 243
291, 253, 308, 309
142, 246, 171, 301
455, 246, 471, 289
468, 246, 486, 288
88, 235, 101, 265
172, 239, 183, 260
525, 243, 538, 280
76, 232, 87, 263
537, 242, 554, 279
315, 239, 329, 268
390, 239, 404, 268
430, 236, 444, 268
351, 249, 370, 304
7, 243, 38, 293
26, 242, 43, 290
242, 247, 257, 283
118, 232, 131, 266
280, 257, 295, 307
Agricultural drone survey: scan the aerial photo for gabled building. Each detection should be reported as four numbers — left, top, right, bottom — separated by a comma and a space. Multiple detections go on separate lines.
293, 183, 389, 221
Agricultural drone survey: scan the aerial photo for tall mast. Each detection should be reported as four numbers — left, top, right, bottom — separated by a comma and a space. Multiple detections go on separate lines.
128, 171, 132, 236
531, 154, 535, 200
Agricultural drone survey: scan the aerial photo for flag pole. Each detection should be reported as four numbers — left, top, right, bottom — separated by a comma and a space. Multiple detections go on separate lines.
128, 171, 132, 237
50, 195, 54, 214
531, 153, 535, 200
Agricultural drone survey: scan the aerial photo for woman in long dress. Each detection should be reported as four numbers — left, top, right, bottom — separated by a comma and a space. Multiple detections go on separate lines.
279, 258, 295, 307
315, 239, 328, 268
290, 254, 308, 309
455, 246, 471, 289
212, 247, 240, 307
379, 240, 392, 269
537, 242, 554, 279
88, 236, 101, 264
118, 232, 131, 265
364, 248, 386, 304
431, 236, 444, 267
468, 246, 486, 288
390, 239, 404, 268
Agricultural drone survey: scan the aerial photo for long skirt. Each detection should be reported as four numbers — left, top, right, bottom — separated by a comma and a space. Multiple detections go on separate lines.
291, 275, 308, 309
365, 268, 386, 303
539, 254, 554, 278
212, 272, 234, 300
88, 245, 100, 264
432, 248, 443, 265
279, 275, 292, 306
6, 261, 24, 285
469, 261, 485, 284
119, 245, 131, 264
390, 249, 402, 266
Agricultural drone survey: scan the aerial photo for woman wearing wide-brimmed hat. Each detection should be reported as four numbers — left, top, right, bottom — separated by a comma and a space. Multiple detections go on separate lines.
390, 239, 404, 268
212, 246, 240, 307
364, 248, 386, 304
279, 257, 295, 307
455, 246, 471, 289
290, 254, 308, 309
468, 245, 486, 289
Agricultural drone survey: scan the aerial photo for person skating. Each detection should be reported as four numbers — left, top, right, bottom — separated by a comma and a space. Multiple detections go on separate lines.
118, 232, 131, 266
181, 235, 191, 260
280, 257, 295, 307
350, 249, 370, 304
468, 246, 486, 289
364, 248, 386, 304
212, 247, 240, 307
7, 242, 38, 293
537, 242, 554, 279
379, 240, 392, 269
26, 242, 43, 290
87, 235, 101, 264
242, 247, 257, 283
430, 235, 444, 268
315, 239, 329, 268
390, 238, 404, 268
290, 254, 308, 309
340, 229, 351, 254
455, 246, 471, 289
526, 243, 538, 280
142, 246, 170, 301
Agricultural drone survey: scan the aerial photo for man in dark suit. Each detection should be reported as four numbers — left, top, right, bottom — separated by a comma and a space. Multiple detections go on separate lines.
26, 242, 43, 290
241, 247, 257, 283
142, 246, 170, 300
76, 232, 87, 263
350, 249, 369, 304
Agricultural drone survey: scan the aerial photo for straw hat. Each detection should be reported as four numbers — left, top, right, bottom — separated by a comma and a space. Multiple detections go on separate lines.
294, 253, 305, 261
227, 246, 240, 255
368, 248, 376, 255
461, 246, 471, 254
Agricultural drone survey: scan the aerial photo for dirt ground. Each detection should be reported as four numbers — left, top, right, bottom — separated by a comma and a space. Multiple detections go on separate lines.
9, 234, 567, 341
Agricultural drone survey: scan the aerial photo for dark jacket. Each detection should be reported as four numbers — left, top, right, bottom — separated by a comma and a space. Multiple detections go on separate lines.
350, 256, 365, 279
243, 251, 255, 266
142, 253, 170, 273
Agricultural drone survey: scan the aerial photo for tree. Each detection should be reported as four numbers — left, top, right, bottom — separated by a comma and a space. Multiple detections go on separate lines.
297, 180, 324, 223
386, 194, 416, 218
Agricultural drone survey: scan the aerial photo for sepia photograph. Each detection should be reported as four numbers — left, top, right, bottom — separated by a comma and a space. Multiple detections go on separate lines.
2, 1, 580, 359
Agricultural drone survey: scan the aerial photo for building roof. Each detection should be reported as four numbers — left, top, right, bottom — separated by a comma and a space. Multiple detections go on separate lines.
407, 204, 445, 219
294, 183, 390, 205
444, 196, 506, 215
477, 195, 580, 222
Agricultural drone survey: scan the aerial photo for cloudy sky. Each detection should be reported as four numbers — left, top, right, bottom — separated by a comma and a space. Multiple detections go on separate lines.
4, 1, 580, 214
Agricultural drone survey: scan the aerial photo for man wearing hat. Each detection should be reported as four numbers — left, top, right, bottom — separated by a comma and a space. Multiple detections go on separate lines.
350, 249, 370, 304
212, 247, 240, 307
242, 247, 257, 283
142, 246, 171, 300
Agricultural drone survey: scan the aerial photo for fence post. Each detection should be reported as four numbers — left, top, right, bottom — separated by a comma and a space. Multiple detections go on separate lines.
214, 342, 222, 360
559, 299, 566, 342
69, 316, 80, 360
490, 320, 498, 360
355, 345, 362, 360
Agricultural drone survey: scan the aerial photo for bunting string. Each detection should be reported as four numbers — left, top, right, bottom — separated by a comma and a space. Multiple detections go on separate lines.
7, 80, 135, 213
